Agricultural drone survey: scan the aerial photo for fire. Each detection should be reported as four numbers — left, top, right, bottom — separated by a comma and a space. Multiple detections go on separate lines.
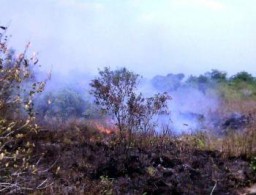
89, 119, 117, 135
94, 123, 113, 134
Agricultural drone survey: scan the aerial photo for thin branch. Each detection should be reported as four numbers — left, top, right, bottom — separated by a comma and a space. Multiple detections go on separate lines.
36, 179, 48, 189
38, 156, 60, 173
210, 181, 217, 195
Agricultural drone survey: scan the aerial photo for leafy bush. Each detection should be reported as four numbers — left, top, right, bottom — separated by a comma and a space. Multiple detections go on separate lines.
36, 88, 86, 120
0, 27, 47, 193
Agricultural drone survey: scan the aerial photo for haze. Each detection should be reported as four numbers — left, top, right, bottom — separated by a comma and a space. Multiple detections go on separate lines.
1, 0, 256, 77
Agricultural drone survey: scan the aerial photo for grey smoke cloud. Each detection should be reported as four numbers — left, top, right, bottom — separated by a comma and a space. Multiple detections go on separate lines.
1, 0, 256, 78
168, 87, 219, 133
139, 77, 219, 133
2, 0, 255, 134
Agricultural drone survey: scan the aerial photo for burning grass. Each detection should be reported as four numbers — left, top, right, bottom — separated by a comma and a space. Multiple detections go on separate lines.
2, 94, 256, 194
3, 117, 252, 194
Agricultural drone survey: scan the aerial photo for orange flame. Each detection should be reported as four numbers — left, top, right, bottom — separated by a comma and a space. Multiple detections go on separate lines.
94, 123, 113, 134
89, 119, 117, 135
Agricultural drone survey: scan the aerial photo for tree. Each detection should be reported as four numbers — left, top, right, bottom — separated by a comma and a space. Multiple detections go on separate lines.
230, 71, 255, 83
207, 69, 227, 82
151, 73, 185, 91
90, 67, 171, 141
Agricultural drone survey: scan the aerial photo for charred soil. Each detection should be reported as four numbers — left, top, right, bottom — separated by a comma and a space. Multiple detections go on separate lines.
29, 125, 256, 195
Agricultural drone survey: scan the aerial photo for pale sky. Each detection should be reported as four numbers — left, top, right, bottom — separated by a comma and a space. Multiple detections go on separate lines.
1, 0, 256, 77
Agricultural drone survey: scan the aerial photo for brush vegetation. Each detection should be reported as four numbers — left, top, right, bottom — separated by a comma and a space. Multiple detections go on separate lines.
0, 28, 255, 194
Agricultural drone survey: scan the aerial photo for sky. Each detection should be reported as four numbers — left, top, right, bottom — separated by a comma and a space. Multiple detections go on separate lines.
1, 0, 256, 78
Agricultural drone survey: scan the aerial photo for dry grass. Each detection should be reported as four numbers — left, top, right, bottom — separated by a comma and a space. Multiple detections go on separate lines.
180, 100, 256, 159
204, 127, 256, 158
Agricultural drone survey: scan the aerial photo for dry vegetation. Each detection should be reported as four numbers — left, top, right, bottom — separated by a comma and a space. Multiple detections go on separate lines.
17, 120, 256, 194
0, 28, 256, 194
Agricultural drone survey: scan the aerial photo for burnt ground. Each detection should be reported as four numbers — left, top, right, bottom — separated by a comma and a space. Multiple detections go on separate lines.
28, 126, 256, 195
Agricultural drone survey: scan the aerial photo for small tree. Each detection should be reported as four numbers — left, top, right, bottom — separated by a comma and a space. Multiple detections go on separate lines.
0, 27, 48, 193
90, 67, 171, 142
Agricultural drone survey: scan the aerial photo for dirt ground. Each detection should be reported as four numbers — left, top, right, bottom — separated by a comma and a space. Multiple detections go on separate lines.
32, 128, 256, 194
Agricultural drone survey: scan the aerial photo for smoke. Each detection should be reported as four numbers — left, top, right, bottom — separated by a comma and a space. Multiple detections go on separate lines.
139, 74, 220, 134
167, 87, 219, 133
25, 63, 223, 135
1, 0, 255, 136
1, 0, 256, 78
